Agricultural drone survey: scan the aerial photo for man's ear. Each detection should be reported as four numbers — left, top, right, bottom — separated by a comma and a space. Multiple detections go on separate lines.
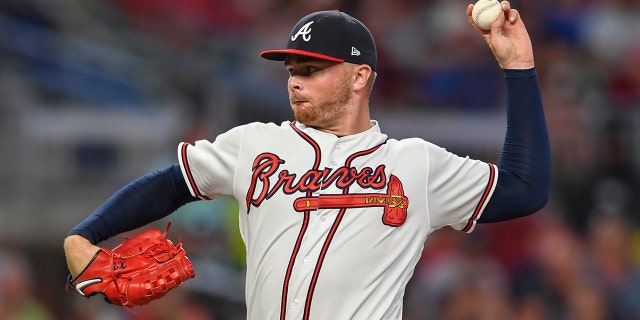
353, 64, 373, 91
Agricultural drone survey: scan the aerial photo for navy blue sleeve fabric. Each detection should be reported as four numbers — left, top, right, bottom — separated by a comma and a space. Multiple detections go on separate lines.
478, 68, 551, 223
67, 163, 197, 244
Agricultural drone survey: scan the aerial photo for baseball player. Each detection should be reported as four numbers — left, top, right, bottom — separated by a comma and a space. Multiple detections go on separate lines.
64, 2, 550, 319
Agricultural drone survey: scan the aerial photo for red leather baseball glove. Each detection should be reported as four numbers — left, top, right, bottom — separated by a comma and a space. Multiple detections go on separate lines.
68, 222, 195, 307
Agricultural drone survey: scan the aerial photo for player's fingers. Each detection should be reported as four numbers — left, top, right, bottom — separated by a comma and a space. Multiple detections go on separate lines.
508, 9, 520, 23
499, 1, 519, 24
500, 1, 511, 11
466, 4, 476, 26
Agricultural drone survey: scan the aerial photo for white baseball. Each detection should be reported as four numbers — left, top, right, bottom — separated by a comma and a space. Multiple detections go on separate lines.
472, 0, 502, 30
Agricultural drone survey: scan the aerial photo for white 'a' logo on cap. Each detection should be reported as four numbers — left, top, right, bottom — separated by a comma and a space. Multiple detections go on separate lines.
291, 21, 314, 42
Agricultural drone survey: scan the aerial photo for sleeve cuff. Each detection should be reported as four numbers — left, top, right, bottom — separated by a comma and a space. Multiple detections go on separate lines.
504, 67, 537, 78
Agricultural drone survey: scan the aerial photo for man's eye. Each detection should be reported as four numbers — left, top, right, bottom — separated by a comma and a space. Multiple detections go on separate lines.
287, 66, 318, 77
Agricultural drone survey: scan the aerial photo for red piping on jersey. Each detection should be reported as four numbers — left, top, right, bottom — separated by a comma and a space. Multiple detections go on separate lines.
462, 163, 496, 232
281, 211, 310, 317
180, 143, 211, 200
280, 122, 322, 320
303, 143, 385, 320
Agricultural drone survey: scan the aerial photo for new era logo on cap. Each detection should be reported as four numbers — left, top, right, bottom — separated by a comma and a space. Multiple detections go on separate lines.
260, 10, 377, 71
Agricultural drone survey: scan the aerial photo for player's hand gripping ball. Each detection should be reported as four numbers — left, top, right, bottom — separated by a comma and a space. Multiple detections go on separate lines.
472, 0, 502, 30
67, 222, 195, 307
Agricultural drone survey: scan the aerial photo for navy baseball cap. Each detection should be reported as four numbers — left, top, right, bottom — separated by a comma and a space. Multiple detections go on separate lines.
260, 10, 377, 71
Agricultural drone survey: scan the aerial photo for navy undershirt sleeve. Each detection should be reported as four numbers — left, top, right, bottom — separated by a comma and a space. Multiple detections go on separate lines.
67, 163, 197, 244
478, 68, 551, 223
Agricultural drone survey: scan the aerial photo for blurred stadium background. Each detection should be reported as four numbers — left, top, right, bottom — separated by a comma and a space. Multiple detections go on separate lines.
1, 0, 640, 319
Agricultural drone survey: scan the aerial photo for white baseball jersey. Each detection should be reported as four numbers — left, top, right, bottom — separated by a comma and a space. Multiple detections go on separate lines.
177, 120, 497, 320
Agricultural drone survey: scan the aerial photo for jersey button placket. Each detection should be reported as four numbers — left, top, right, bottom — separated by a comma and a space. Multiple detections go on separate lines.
328, 141, 341, 168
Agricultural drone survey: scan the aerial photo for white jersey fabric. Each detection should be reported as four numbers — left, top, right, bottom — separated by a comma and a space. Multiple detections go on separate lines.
178, 120, 497, 320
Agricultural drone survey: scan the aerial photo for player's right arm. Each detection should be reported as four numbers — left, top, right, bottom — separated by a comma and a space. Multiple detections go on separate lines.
63, 164, 197, 277
465, 1, 551, 222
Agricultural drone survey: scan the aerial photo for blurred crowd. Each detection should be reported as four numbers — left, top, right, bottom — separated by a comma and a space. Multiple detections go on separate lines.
2, 0, 640, 319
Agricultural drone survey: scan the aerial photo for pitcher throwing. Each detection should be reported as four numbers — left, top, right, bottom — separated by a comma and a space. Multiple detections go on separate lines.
65, 2, 550, 319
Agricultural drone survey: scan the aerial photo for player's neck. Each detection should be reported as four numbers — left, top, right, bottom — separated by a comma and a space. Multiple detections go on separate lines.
318, 109, 372, 137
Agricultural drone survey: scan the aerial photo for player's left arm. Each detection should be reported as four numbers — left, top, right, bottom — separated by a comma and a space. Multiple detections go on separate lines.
65, 164, 198, 277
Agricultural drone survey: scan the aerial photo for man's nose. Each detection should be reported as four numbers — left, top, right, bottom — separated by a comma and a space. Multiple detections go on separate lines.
288, 76, 302, 91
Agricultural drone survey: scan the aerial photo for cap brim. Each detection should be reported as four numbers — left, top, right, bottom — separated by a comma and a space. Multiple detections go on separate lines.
260, 49, 344, 63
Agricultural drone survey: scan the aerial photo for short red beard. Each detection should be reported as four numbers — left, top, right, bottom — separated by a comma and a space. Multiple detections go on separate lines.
292, 103, 317, 125
292, 71, 352, 127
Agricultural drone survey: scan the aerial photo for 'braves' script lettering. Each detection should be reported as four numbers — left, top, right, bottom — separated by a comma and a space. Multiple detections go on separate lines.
246, 153, 386, 210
